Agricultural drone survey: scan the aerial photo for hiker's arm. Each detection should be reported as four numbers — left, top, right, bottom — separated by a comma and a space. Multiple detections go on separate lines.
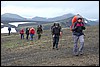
82, 22, 86, 30
72, 23, 77, 31
52, 28, 54, 35
41, 29, 43, 33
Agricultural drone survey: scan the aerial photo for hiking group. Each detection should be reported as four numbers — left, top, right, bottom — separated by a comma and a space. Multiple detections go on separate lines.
8, 14, 86, 56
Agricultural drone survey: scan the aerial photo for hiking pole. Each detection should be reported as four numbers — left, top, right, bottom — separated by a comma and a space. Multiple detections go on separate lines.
59, 32, 62, 48
51, 33, 53, 46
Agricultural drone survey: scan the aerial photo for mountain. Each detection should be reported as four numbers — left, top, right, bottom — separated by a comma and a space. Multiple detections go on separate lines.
1, 13, 99, 29
32, 16, 48, 21
32, 13, 74, 21
48, 13, 74, 21
1, 13, 27, 23
1, 13, 26, 19
86, 20, 99, 26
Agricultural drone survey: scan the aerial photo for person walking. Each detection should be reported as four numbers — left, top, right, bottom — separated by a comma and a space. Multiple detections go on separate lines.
52, 23, 62, 50
8, 26, 11, 35
25, 27, 29, 40
20, 28, 24, 39
71, 17, 86, 56
29, 27, 35, 41
37, 25, 43, 40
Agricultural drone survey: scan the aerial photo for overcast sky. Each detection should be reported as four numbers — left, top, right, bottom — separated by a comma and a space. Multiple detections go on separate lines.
1, 1, 99, 20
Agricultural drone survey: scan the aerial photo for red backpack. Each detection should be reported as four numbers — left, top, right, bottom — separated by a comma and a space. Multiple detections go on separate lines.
20, 29, 24, 34
30, 28, 35, 34
70, 15, 83, 31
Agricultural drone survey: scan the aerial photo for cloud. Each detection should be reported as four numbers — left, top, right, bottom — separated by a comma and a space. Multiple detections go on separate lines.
1, 1, 99, 19
1, 6, 75, 18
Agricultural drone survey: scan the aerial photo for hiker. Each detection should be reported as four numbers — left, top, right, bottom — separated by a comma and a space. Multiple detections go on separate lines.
8, 26, 11, 35
71, 16, 86, 56
29, 27, 35, 41
37, 25, 43, 40
52, 23, 62, 50
20, 28, 24, 39
25, 27, 29, 40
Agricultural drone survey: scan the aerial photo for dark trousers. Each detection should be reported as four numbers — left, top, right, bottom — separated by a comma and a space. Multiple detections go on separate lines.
8, 31, 11, 35
38, 34, 41, 40
26, 34, 29, 40
53, 36, 59, 48
21, 34, 24, 39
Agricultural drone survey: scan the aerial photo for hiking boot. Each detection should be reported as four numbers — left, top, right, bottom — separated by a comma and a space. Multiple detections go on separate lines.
75, 54, 79, 56
52, 47, 55, 49
80, 53, 83, 55
79, 51, 83, 55
56, 48, 58, 50
73, 52, 79, 56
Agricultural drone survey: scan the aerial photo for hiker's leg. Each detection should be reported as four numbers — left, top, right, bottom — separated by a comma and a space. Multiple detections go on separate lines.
55, 36, 59, 49
8, 31, 10, 35
21, 34, 22, 39
26, 34, 28, 39
9, 31, 10, 35
30, 34, 31, 40
38, 34, 41, 40
23, 34, 24, 39
53, 37, 56, 48
22, 34, 23, 39
26, 34, 29, 40
27, 34, 28, 39
31, 34, 33, 40
79, 35, 84, 54
30, 34, 32, 40
38, 34, 39, 39
9, 31, 11, 35
39, 34, 41, 39
73, 35, 79, 55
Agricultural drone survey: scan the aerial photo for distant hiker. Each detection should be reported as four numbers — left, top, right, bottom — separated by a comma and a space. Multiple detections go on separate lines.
20, 28, 24, 39
25, 27, 29, 40
29, 27, 35, 41
8, 26, 11, 35
37, 25, 43, 40
52, 23, 62, 50
71, 16, 86, 56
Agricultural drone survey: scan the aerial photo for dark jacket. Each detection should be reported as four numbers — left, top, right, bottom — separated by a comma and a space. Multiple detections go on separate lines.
37, 27, 43, 34
26, 28, 29, 35
72, 22, 86, 36
8, 27, 11, 31
52, 26, 61, 37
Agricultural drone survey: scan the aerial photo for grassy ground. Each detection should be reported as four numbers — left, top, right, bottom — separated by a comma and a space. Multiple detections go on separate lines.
1, 25, 99, 66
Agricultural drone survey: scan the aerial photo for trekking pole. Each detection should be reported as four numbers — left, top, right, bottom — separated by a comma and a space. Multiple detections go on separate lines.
50, 33, 52, 46
59, 32, 62, 48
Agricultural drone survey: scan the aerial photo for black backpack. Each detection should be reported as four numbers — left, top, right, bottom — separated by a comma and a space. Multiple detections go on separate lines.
52, 26, 60, 35
37, 27, 42, 34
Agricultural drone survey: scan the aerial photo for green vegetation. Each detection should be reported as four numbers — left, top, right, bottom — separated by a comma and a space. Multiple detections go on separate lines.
1, 25, 99, 66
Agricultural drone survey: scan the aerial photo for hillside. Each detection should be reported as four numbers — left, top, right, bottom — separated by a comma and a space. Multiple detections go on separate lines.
1, 13, 74, 23
1, 25, 99, 66
1, 13, 27, 22
32, 13, 74, 21
1, 13, 99, 33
